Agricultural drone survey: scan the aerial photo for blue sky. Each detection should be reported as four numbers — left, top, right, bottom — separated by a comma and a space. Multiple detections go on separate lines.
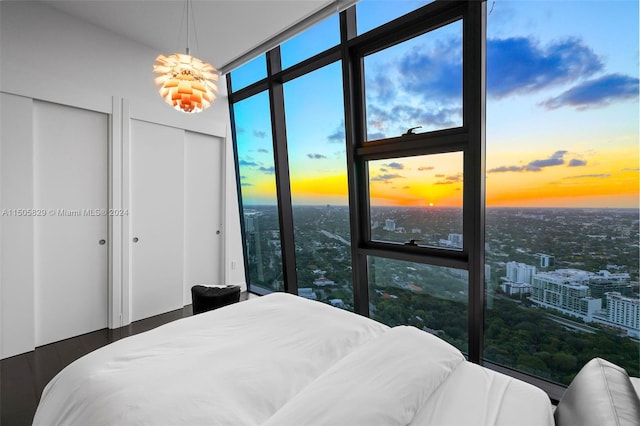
232, 0, 639, 208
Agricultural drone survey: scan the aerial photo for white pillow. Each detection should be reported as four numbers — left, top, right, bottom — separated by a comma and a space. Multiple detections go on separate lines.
263, 326, 465, 426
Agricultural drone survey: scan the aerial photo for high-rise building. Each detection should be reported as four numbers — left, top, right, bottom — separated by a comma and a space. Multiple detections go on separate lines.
501, 262, 536, 296
606, 292, 640, 337
505, 261, 537, 285
530, 269, 601, 319
448, 233, 463, 247
587, 271, 633, 308
244, 215, 255, 232
539, 254, 555, 268
384, 219, 396, 231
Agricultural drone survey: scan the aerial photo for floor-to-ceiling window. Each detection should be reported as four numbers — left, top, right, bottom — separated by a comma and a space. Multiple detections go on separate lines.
283, 61, 353, 309
484, 0, 639, 386
229, 0, 639, 399
352, 2, 484, 361
232, 88, 284, 293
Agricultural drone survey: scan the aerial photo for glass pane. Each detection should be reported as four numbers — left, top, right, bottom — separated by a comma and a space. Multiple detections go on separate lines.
368, 256, 469, 353
368, 152, 463, 249
280, 15, 339, 70
230, 55, 267, 92
485, 0, 639, 385
363, 20, 462, 140
233, 91, 284, 292
283, 61, 353, 310
356, 0, 434, 35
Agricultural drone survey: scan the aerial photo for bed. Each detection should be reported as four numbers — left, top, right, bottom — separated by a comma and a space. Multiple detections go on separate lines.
33, 293, 555, 425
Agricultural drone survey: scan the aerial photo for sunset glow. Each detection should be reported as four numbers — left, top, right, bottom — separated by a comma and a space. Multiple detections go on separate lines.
234, 0, 638, 209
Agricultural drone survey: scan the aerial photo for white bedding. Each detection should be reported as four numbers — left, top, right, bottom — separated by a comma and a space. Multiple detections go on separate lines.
33, 293, 554, 426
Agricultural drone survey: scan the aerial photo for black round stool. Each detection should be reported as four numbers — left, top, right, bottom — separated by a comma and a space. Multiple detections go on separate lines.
191, 285, 241, 315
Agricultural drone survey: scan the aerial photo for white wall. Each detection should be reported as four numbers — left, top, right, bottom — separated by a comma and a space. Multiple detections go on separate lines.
0, 94, 36, 357
184, 131, 225, 305
0, 1, 246, 359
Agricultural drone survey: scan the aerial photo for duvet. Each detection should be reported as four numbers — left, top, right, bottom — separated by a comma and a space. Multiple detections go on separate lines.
33, 293, 554, 425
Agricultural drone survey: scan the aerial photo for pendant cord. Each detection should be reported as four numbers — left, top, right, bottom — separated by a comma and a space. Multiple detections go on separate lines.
176, 0, 186, 54
190, 0, 201, 57
186, 0, 190, 55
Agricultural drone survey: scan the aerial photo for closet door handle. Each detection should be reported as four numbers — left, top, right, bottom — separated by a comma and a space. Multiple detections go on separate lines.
133, 237, 139, 243
99, 239, 106, 245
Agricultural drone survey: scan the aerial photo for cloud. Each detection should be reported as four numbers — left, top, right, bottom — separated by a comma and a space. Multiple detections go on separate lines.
568, 158, 587, 167
488, 165, 526, 173
487, 37, 602, 98
526, 150, 567, 171
541, 74, 639, 110
398, 38, 462, 101
367, 73, 397, 103
371, 173, 404, 183
365, 98, 460, 138
241, 182, 254, 187
565, 174, 611, 179
434, 174, 445, 178
327, 122, 346, 143
253, 130, 268, 139
384, 162, 404, 170
239, 160, 259, 167
257, 148, 269, 154
390, 104, 460, 129
488, 151, 568, 173
435, 173, 462, 185
402, 186, 411, 189
622, 168, 640, 172
307, 153, 327, 159
364, 34, 610, 138
418, 166, 435, 171
259, 166, 275, 174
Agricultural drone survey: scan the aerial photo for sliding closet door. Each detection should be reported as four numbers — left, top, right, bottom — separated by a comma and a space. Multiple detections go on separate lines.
33, 101, 109, 346
130, 122, 224, 320
183, 131, 223, 305
130, 120, 185, 321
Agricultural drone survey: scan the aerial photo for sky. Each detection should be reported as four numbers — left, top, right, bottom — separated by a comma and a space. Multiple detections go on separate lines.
233, 0, 639, 209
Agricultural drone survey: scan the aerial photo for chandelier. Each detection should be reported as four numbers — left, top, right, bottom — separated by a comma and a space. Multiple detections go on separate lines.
153, 0, 218, 113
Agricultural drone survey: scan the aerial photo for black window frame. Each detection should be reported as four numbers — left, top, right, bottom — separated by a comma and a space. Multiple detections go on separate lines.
344, 1, 485, 365
226, 0, 573, 401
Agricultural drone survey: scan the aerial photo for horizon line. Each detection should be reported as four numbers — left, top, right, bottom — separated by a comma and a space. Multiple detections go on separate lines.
241, 204, 639, 210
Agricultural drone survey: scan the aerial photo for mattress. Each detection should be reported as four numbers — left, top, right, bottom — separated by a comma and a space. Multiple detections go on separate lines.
33, 293, 554, 425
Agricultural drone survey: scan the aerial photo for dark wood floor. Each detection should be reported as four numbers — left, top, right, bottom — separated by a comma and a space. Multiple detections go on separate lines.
1, 293, 249, 426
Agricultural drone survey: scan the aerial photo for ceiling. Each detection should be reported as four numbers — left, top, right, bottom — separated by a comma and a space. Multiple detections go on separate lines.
44, 0, 335, 73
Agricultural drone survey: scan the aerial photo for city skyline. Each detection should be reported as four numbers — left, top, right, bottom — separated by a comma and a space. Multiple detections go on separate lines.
233, 0, 639, 209
239, 203, 639, 383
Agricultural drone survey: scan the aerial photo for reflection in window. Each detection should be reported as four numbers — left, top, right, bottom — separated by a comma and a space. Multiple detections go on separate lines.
357, 0, 434, 35
368, 153, 463, 249
368, 256, 468, 353
233, 92, 284, 292
283, 61, 353, 310
363, 20, 462, 140
230, 55, 267, 92
484, 0, 639, 384
280, 15, 339, 70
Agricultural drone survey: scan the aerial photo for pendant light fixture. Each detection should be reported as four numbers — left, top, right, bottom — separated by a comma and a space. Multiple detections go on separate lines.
153, 0, 218, 113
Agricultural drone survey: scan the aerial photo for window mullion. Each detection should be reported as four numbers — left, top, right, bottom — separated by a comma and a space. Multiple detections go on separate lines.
267, 48, 298, 295
462, 0, 487, 365
341, 7, 370, 316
